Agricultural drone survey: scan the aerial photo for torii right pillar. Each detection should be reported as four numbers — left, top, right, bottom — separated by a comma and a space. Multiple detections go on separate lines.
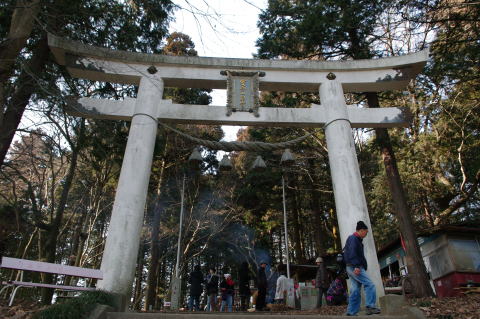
320, 77, 384, 299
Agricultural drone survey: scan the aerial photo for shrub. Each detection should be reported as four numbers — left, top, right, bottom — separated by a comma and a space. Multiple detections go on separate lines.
32, 290, 116, 319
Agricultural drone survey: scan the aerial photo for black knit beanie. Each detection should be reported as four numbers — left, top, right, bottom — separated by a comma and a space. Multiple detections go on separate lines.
356, 221, 368, 230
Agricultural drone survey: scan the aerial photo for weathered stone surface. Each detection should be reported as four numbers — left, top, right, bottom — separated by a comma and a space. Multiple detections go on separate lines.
48, 34, 428, 93
404, 306, 428, 319
67, 98, 409, 128
96, 77, 163, 297
379, 294, 406, 315
88, 304, 115, 319
321, 80, 384, 299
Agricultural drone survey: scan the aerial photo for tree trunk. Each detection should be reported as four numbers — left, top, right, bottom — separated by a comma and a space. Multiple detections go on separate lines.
41, 119, 86, 304
0, 35, 49, 170
133, 240, 146, 310
338, 13, 434, 296
156, 258, 167, 309
0, 0, 40, 117
307, 158, 327, 256
277, 228, 283, 264
328, 208, 340, 251
289, 178, 305, 263
269, 230, 275, 262
63, 208, 88, 287
144, 136, 169, 310
366, 92, 434, 297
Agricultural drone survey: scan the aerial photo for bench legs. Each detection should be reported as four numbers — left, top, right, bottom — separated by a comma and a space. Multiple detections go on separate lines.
0, 283, 23, 307
0, 284, 12, 298
9, 284, 27, 306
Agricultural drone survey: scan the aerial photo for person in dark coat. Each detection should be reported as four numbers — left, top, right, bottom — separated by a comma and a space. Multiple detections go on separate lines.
315, 257, 329, 307
205, 267, 219, 311
344, 221, 381, 316
220, 273, 235, 312
238, 262, 251, 311
256, 261, 268, 311
188, 265, 204, 311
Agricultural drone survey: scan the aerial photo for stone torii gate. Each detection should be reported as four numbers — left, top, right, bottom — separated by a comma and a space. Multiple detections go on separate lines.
48, 34, 428, 300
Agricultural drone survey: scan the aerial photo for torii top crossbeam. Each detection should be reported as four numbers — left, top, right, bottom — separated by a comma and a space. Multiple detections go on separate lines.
49, 34, 427, 128
49, 34, 426, 92
47, 33, 429, 302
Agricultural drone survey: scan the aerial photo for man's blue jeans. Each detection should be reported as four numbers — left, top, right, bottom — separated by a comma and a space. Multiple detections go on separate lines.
188, 294, 200, 311
346, 266, 377, 315
220, 294, 233, 312
207, 293, 217, 311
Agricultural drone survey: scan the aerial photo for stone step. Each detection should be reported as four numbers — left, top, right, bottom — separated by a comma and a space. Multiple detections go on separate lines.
106, 312, 408, 319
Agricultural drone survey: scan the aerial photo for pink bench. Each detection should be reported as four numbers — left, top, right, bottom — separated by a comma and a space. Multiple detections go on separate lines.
0, 257, 103, 305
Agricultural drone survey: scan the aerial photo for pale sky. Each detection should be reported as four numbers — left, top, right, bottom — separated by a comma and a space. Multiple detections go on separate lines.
170, 0, 268, 141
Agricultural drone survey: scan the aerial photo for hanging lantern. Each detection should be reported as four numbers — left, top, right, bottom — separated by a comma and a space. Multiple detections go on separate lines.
219, 154, 233, 171
188, 147, 203, 168
280, 148, 296, 167
251, 155, 267, 171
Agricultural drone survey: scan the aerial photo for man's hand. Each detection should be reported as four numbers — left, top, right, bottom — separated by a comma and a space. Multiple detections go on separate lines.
354, 267, 361, 276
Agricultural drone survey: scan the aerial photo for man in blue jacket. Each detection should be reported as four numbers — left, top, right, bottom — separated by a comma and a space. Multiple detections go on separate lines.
344, 221, 381, 316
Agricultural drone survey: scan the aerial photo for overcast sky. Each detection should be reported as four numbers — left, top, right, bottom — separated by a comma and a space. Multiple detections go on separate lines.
170, 0, 268, 141
170, 0, 267, 58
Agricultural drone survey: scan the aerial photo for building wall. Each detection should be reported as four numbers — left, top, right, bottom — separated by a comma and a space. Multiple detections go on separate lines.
447, 237, 480, 272
420, 234, 456, 280
379, 231, 480, 297
434, 272, 480, 297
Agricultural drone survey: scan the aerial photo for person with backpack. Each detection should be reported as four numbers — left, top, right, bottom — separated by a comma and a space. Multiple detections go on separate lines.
344, 221, 381, 316
326, 272, 348, 306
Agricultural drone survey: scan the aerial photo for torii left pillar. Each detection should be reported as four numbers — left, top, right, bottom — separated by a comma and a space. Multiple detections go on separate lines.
97, 76, 163, 296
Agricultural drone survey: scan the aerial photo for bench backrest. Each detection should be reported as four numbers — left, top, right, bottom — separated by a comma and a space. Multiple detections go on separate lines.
0, 257, 103, 280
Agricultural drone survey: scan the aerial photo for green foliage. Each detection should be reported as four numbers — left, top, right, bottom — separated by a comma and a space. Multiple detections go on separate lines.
255, 0, 480, 248
257, 0, 386, 59
32, 290, 116, 319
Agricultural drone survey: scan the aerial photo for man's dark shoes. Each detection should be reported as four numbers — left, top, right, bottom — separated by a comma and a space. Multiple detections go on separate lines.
366, 307, 381, 315
346, 313, 357, 316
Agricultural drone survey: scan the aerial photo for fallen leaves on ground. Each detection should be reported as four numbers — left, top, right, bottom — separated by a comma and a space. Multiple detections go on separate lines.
2, 295, 480, 318
410, 295, 480, 319
0, 299, 46, 319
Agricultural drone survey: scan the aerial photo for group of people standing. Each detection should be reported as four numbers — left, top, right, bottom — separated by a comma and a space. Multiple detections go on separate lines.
187, 260, 284, 312
188, 266, 236, 312
187, 262, 252, 312
187, 221, 382, 316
